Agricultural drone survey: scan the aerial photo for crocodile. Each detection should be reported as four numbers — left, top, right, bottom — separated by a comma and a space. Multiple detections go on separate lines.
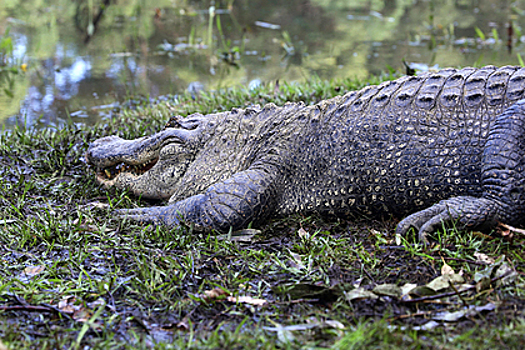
86, 65, 525, 240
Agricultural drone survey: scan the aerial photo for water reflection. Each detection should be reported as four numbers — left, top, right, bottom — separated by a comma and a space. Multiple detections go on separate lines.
0, 0, 524, 129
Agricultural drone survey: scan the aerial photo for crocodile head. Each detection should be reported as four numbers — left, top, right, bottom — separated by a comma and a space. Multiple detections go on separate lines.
86, 115, 208, 199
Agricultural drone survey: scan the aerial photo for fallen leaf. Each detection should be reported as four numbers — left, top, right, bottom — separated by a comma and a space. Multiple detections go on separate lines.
73, 307, 93, 323
79, 201, 111, 209
370, 229, 382, 236
226, 295, 267, 306
176, 318, 190, 331
273, 283, 344, 301
473, 255, 515, 287
408, 285, 437, 297
352, 278, 363, 289
345, 287, 378, 301
298, 227, 309, 239
474, 252, 495, 264
441, 260, 455, 275
494, 262, 517, 286
202, 288, 229, 300
57, 296, 77, 314
473, 267, 492, 283
324, 320, 345, 329
276, 327, 295, 344
412, 320, 440, 331
264, 322, 296, 344
23, 265, 45, 277
498, 222, 525, 237
400, 283, 417, 296
372, 283, 402, 298
426, 274, 464, 292
264, 319, 345, 332
88, 298, 106, 308
432, 303, 496, 322
475, 277, 491, 292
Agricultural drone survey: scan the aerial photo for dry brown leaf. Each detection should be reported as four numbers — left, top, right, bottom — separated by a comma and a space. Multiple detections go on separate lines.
373, 284, 402, 298
23, 265, 45, 277
498, 222, 525, 237
345, 287, 378, 301
79, 201, 111, 210
324, 320, 345, 329
202, 288, 229, 300
474, 252, 495, 264
494, 262, 517, 286
176, 317, 190, 330
440, 260, 455, 275
57, 296, 78, 314
73, 308, 93, 323
226, 295, 268, 306
298, 227, 309, 239
426, 274, 464, 292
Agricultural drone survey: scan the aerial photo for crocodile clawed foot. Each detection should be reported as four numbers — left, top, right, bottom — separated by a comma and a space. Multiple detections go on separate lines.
396, 196, 500, 242
114, 206, 181, 227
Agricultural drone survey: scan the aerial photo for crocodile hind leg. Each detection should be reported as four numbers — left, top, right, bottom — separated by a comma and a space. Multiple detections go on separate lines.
395, 196, 502, 241
397, 99, 525, 241
115, 166, 280, 232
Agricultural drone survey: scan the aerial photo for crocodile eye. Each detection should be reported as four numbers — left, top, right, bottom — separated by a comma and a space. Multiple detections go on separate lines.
165, 116, 183, 129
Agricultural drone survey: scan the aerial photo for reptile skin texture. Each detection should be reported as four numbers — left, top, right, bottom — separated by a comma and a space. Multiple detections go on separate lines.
87, 66, 525, 240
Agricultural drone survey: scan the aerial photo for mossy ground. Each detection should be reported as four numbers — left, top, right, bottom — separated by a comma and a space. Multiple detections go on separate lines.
1, 73, 525, 349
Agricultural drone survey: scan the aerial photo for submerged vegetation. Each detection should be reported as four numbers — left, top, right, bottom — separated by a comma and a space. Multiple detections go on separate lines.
1, 72, 525, 348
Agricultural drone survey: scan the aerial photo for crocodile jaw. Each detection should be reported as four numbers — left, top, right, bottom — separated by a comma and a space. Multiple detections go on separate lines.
91, 150, 158, 181
86, 129, 199, 199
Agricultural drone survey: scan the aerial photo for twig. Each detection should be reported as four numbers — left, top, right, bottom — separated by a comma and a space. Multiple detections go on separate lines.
0, 304, 71, 320
1, 296, 72, 320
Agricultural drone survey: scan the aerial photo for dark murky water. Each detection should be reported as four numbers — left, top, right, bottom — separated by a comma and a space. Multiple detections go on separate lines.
1, 0, 525, 129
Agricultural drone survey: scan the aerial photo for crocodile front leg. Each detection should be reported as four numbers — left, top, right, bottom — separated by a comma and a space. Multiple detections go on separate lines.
115, 166, 279, 232
397, 99, 525, 241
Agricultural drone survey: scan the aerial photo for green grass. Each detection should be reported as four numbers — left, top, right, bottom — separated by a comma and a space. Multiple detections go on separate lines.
1, 73, 525, 349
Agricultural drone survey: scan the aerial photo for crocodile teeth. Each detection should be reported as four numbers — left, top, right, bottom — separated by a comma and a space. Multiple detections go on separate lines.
99, 157, 159, 180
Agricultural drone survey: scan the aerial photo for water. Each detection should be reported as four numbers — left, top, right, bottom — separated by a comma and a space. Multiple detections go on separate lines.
1, 0, 524, 129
